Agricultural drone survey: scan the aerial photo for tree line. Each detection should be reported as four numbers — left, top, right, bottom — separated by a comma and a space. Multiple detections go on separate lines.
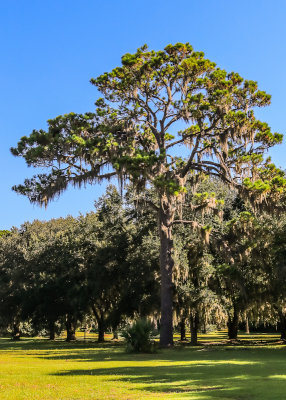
1, 181, 285, 342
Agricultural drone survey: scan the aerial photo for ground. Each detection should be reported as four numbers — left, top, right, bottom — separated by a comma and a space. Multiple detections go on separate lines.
0, 331, 285, 399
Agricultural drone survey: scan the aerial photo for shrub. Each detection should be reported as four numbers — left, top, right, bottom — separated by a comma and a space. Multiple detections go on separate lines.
122, 319, 155, 353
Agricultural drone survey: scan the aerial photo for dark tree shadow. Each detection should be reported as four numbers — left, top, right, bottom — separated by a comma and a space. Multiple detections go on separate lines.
1, 337, 286, 399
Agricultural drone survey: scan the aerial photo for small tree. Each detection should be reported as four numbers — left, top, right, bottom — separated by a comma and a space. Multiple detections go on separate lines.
81, 186, 159, 342
122, 319, 154, 353
12, 43, 283, 346
16, 217, 86, 341
213, 211, 271, 339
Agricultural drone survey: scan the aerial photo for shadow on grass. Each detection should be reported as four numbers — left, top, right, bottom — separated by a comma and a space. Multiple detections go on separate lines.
0, 336, 284, 362
0, 337, 122, 350
44, 343, 285, 399
50, 357, 286, 399
1, 336, 286, 398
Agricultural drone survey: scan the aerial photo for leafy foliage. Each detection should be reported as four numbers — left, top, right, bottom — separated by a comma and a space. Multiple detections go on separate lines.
122, 319, 155, 353
11, 43, 283, 207
10, 43, 285, 346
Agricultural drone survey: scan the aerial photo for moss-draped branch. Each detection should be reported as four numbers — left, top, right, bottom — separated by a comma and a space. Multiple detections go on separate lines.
11, 43, 284, 206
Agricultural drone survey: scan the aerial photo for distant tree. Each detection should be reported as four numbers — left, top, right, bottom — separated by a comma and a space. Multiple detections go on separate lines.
32, 224, 87, 341
12, 43, 284, 346
173, 178, 232, 343
250, 214, 286, 340
0, 229, 26, 339
81, 186, 159, 342
0, 222, 52, 339
0, 230, 10, 238
213, 211, 271, 340
7, 218, 84, 341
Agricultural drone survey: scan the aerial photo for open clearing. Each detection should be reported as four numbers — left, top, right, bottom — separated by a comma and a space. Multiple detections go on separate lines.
0, 332, 285, 400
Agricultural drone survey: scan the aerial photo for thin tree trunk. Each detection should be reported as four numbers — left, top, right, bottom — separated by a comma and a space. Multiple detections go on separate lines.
12, 323, 21, 340
227, 309, 238, 340
66, 315, 76, 341
112, 330, 118, 340
156, 319, 161, 331
245, 317, 250, 334
91, 305, 105, 343
49, 320, 55, 340
97, 319, 105, 342
190, 312, 199, 345
180, 318, 186, 341
217, 323, 223, 331
159, 198, 175, 347
201, 317, 207, 334
279, 312, 286, 340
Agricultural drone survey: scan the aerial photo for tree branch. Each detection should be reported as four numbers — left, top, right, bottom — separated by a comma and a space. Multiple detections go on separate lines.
180, 133, 202, 177
172, 220, 201, 227
135, 198, 159, 212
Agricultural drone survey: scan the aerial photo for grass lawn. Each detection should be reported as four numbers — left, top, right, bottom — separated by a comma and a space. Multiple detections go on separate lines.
0, 332, 285, 399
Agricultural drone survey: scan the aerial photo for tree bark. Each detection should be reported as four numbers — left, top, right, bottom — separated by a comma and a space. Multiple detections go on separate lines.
12, 323, 21, 340
156, 319, 161, 331
97, 319, 105, 342
190, 312, 199, 345
49, 320, 55, 340
201, 317, 207, 334
227, 309, 238, 340
91, 305, 105, 342
66, 315, 76, 341
159, 198, 175, 347
279, 311, 286, 340
180, 318, 186, 341
245, 317, 250, 334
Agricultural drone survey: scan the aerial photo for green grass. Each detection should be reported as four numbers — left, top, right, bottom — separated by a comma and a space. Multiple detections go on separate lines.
0, 332, 285, 399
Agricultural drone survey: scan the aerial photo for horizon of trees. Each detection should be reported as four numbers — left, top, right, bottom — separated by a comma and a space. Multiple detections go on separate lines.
1, 181, 285, 343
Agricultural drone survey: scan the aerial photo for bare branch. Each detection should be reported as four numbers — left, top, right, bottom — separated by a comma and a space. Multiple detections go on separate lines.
94, 172, 117, 180
181, 133, 202, 177
166, 138, 185, 149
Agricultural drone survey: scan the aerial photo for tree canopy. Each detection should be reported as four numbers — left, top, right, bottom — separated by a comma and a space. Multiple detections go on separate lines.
11, 43, 283, 204
11, 43, 285, 346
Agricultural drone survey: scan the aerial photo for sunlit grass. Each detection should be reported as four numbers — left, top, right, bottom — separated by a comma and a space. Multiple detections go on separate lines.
0, 332, 285, 399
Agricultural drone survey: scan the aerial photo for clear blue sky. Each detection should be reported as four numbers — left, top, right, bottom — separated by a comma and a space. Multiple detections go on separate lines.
1, 0, 285, 229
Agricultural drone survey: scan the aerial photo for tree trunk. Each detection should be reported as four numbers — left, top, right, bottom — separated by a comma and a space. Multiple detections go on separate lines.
201, 317, 207, 334
91, 305, 105, 342
66, 315, 76, 341
245, 317, 250, 334
49, 320, 55, 340
190, 312, 199, 345
217, 323, 223, 331
227, 309, 238, 340
159, 198, 175, 347
112, 330, 118, 340
180, 318, 186, 341
279, 312, 286, 340
97, 319, 105, 343
12, 323, 21, 340
156, 319, 161, 331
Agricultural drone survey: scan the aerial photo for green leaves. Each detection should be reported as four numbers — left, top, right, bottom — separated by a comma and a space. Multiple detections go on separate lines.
153, 174, 187, 196
241, 158, 286, 209
11, 42, 284, 210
